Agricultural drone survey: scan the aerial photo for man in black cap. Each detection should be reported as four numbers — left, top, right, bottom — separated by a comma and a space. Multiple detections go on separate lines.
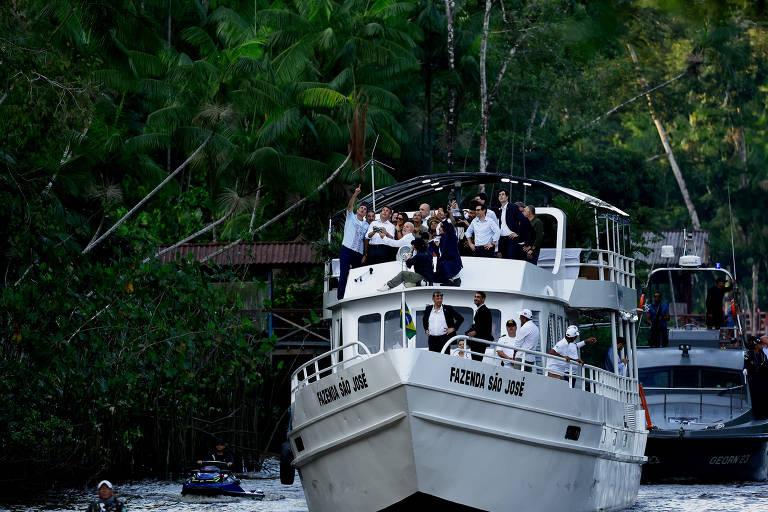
86, 480, 126, 511
197, 438, 234, 467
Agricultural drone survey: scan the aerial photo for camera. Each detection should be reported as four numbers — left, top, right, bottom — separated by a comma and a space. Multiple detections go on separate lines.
373, 226, 382, 233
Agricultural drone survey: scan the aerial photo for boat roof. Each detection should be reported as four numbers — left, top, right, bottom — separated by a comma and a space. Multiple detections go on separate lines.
336, 172, 629, 221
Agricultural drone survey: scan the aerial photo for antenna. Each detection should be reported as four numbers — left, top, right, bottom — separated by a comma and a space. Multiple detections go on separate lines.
369, 135, 379, 212
727, 184, 737, 282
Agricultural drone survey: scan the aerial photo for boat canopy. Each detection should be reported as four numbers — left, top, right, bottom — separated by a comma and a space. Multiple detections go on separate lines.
333, 172, 629, 222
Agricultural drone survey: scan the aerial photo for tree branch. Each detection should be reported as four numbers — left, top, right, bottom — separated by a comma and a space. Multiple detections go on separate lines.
199, 153, 351, 264
82, 131, 215, 254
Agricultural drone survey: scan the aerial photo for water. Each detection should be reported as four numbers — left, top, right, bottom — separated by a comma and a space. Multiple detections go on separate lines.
2, 460, 766, 512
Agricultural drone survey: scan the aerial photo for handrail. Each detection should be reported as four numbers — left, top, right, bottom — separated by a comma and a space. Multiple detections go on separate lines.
290, 341, 372, 399
442, 335, 640, 404
642, 384, 747, 423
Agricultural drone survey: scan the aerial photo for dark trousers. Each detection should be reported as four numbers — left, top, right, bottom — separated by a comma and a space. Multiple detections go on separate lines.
473, 245, 496, 258
338, 245, 362, 299
467, 339, 487, 361
366, 244, 389, 265
498, 236, 518, 259
428, 334, 451, 353
649, 326, 669, 348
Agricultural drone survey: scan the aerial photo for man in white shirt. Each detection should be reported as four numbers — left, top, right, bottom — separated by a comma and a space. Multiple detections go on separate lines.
381, 222, 415, 249
511, 309, 540, 372
365, 205, 396, 264
496, 319, 518, 367
466, 203, 500, 258
546, 325, 597, 380
422, 291, 464, 353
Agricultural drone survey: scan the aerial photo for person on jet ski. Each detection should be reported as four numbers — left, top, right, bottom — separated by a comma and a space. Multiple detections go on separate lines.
86, 480, 126, 512
197, 438, 234, 467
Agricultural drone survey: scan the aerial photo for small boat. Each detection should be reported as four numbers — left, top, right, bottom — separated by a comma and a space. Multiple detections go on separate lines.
181, 461, 265, 498
637, 232, 768, 482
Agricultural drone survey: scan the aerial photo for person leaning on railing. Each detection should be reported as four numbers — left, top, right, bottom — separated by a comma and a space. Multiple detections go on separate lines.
546, 325, 597, 380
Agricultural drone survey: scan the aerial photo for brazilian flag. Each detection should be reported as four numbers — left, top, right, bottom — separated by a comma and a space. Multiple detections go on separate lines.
402, 301, 417, 340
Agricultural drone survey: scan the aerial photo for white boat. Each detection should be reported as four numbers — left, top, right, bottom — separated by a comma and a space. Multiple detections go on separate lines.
286, 173, 648, 511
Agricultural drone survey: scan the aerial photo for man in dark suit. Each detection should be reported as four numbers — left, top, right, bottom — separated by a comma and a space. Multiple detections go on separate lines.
423, 291, 464, 353
465, 291, 493, 361
494, 190, 533, 260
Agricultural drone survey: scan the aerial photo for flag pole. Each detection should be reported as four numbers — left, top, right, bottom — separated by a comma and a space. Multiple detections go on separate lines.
401, 290, 407, 349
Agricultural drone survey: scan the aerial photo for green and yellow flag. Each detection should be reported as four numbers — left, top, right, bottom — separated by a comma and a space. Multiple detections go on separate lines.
402, 301, 417, 340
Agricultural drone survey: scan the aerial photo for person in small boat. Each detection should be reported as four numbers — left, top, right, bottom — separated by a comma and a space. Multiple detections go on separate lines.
604, 336, 628, 376
377, 237, 434, 291
706, 277, 732, 330
645, 292, 670, 347
86, 480, 126, 512
452, 339, 473, 359
496, 319, 518, 367
423, 291, 465, 352
546, 326, 597, 380
198, 438, 234, 467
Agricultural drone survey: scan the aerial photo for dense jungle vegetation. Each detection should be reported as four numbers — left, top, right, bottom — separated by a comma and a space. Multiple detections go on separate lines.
2, 0, 768, 491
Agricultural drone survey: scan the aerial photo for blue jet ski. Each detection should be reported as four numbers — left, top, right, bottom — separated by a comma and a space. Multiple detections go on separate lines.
181, 461, 265, 499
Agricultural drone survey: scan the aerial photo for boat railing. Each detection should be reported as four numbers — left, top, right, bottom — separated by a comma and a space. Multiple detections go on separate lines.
641, 384, 749, 423
290, 341, 371, 401
560, 249, 635, 288
443, 335, 640, 404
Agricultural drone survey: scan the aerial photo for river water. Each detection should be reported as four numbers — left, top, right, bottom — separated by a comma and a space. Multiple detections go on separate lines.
1, 459, 766, 512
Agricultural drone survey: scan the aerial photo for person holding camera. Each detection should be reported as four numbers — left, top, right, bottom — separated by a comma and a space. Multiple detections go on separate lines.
434, 200, 463, 285
366, 205, 396, 264
466, 203, 500, 258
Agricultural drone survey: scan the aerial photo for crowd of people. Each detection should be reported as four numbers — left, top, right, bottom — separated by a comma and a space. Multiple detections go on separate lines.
337, 185, 545, 298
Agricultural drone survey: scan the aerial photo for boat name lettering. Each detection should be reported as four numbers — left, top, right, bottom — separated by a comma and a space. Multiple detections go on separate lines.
450, 366, 486, 388
316, 368, 369, 406
708, 455, 750, 465
449, 367, 525, 397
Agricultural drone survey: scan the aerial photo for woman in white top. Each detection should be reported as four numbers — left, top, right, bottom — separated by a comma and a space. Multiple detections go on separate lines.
452, 339, 473, 359
546, 325, 597, 379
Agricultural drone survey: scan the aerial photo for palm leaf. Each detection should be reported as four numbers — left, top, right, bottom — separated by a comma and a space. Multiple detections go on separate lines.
298, 87, 349, 108
181, 26, 220, 59
126, 133, 171, 153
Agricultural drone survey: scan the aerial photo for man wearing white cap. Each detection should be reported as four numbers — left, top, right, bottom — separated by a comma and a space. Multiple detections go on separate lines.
546, 325, 597, 380
511, 309, 540, 372
86, 480, 126, 511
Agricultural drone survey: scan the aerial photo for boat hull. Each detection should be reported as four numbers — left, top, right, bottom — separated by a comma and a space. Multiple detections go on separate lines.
642, 427, 768, 483
290, 350, 646, 512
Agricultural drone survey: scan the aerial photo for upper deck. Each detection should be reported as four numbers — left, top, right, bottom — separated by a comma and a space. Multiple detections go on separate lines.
325, 173, 637, 314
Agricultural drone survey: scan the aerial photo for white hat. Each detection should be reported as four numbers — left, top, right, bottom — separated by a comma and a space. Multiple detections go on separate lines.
566, 325, 579, 338
518, 309, 533, 320
97, 480, 114, 490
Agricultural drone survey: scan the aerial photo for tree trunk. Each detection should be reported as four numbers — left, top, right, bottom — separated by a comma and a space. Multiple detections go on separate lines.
627, 43, 701, 230
478, 0, 493, 181
444, 0, 457, 172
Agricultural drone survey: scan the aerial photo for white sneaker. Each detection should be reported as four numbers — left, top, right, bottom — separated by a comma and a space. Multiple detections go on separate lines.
377, 284, 391, 291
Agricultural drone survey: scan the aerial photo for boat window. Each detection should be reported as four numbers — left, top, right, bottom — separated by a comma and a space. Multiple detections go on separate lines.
639, 368, 671, 388
701, 368, 741, 388
358, 313, 381, 354
673, 367, 699, 388
384, 310, 409, 350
